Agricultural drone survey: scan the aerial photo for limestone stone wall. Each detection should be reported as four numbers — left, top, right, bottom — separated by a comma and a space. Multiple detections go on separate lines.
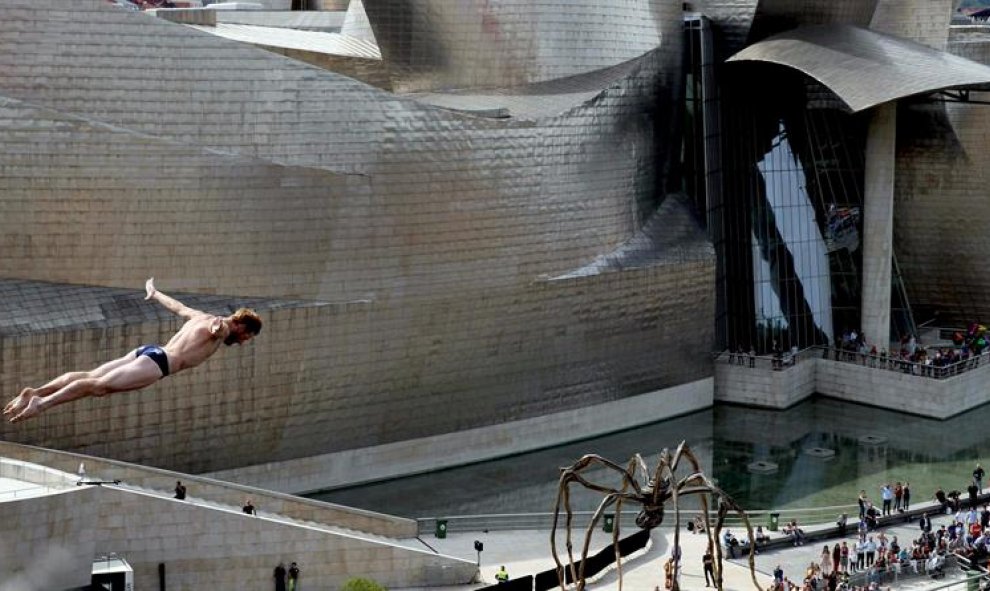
0, 488, 99, 591
0, 484, 475, 591
815, 358, 990, 419
715, 357, 990, 419
714, 359, 816, 409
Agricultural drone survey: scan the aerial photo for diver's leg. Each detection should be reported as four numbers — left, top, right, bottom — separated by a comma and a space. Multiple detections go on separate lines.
10, 356, 161, 423
4, 350, 138, 417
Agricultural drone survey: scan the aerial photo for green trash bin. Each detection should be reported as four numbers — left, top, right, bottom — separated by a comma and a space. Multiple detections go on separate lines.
603, 513, 615, 533
967, 572, 980, 591
768, 512, 780, 532
435, 519, 448, 539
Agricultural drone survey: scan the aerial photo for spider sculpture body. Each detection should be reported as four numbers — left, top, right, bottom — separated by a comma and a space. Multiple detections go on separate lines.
550, 442, 759, 591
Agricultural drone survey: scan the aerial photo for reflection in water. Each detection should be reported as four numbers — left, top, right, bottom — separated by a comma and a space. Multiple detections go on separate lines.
312, 398, 989, 518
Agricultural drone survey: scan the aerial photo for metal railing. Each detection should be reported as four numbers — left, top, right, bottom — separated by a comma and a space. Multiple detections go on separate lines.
842, 554, 961, 589
713, 346, 819, 371
416, 504, 858, 536
816, 345, 990, 380
715, 344, 990, 380
0, 484, 62, 500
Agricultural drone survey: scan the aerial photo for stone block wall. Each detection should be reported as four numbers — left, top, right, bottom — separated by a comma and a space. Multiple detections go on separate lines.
815, 358, 990, 419
0, 483, 475, 591
714, 359, 816, 409
0, 488, 99, 591
715, 357, 990, 419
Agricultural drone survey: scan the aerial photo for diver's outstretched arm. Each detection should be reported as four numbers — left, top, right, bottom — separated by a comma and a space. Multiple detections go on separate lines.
145, 278, 204, 320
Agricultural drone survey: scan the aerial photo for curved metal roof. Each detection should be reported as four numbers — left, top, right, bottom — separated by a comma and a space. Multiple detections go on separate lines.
727, 24, 990, 112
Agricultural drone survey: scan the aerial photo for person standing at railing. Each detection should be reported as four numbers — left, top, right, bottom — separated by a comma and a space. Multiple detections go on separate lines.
893, 482, 903, 512
974, 463, 985, 491
772, 341, 783, 370
880, 484, 893, 516
902, 482, 911, 510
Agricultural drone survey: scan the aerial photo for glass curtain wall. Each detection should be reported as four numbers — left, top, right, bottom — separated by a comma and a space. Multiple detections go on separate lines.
711, 65, 869, 355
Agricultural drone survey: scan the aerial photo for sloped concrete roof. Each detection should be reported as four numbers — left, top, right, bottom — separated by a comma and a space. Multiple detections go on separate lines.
728, 24, 990, 112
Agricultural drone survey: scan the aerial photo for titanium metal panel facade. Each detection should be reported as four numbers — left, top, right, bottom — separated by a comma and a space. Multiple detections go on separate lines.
691, 0, 876, 56
361, 0, 680, 92
728, 24, 990, 113
890, 25, 990, 325
0, 0, 712, 475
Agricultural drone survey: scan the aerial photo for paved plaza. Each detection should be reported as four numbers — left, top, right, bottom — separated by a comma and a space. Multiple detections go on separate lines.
396, 507, 977, 591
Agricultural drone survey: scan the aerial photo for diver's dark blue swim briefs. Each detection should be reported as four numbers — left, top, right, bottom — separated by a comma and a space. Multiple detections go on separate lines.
135, 344, 170, 377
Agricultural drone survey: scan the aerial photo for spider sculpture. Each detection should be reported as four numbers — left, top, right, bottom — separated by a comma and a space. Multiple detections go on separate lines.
550, 442, 759, 591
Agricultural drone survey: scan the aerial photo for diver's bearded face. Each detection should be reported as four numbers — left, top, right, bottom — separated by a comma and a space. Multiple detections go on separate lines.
224, 324, 253, 346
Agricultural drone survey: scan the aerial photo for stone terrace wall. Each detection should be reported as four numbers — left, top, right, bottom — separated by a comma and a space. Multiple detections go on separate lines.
715, 357, 990, 419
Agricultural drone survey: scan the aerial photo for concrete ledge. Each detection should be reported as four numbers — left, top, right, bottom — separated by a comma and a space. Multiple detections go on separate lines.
0, 441, 416, 538
149, 8, 217, 25
729, 494, 990, 560
207, 378, 715, 493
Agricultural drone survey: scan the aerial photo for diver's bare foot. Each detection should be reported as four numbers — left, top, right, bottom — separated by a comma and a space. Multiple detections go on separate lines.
4, 388, 35, 418
10, 396, 43, 423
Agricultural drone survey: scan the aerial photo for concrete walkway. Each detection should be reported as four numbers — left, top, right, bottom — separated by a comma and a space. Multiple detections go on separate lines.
0, 476, 63, 501
395, 509, 978, 590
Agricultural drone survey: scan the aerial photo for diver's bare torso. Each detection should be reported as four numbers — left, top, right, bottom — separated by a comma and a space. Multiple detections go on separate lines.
161, 314, 228, 374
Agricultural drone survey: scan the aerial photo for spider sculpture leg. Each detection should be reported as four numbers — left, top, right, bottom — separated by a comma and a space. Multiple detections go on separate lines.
552, 455, 645, 590
673, 473, 761, 590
